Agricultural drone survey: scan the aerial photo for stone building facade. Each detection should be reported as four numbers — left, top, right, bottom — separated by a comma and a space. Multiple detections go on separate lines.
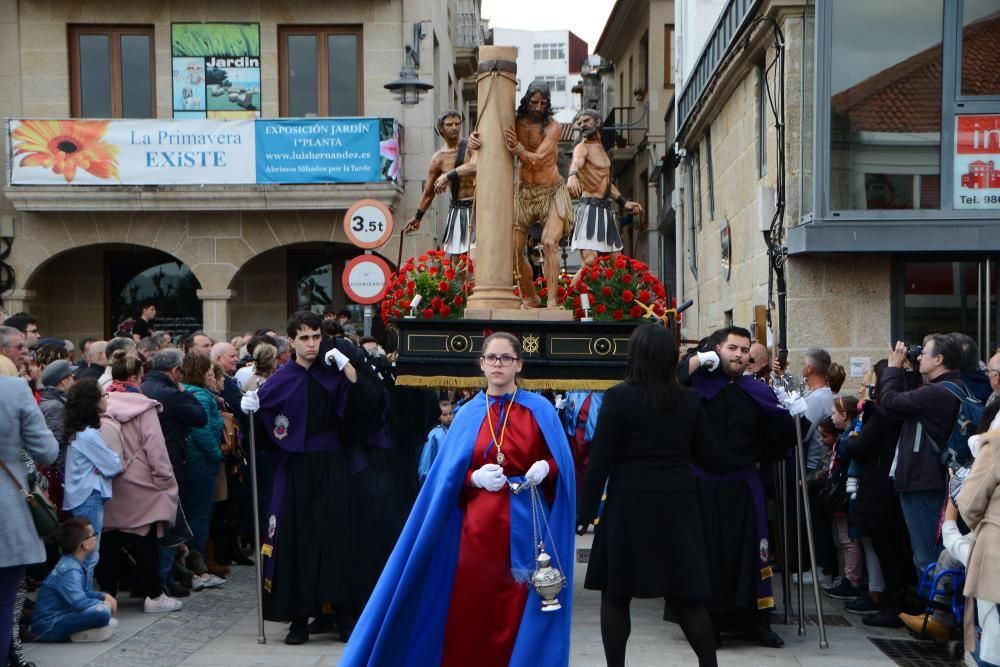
675, 0, 1000, 389
593, 0, 676, 281
1, 0, 482, 343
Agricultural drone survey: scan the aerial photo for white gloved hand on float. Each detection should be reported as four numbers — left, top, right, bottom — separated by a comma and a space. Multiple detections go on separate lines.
471, 463, 506, 492
554, 394, 567, 410
240, 390, 260, 413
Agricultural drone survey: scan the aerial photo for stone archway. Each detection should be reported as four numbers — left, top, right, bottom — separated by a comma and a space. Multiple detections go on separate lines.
21, 242, 201, 342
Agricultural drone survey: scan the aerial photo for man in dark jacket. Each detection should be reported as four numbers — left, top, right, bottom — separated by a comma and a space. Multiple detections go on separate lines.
141, 348, 208, 476
879, 333, 963, 579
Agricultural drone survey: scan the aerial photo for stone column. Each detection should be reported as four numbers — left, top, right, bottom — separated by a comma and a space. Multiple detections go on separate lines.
465, 46, 521, 315
197, 289, 235, 344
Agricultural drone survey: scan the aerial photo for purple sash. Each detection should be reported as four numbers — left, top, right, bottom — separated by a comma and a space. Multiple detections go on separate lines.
691, 464, 776, 610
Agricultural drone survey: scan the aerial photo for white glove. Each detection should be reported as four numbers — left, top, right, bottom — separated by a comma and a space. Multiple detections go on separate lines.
785, 391, 808, 417
525, 460, 550, 486
696, 351, 720, 371
774, 386, 788, 403
554, 394, 567, 410
325, 348, 350, 371
240, 390, 259, 413
471, 463, 506, 492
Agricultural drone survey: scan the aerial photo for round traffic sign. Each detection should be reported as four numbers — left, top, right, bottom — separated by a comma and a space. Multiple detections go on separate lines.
342, 254, 392, 304
343, 199, 394, 249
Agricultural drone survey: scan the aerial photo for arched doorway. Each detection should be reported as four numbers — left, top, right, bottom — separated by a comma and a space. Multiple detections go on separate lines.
108, 248, 203, 338
229, 242, 394, 339
25, 244, 202, 342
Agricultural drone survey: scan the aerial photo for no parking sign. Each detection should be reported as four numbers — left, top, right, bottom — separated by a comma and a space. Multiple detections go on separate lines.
341, 254, 391, 305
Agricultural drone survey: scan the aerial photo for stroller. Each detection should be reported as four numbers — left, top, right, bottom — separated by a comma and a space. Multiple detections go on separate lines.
909, 561, 966, 659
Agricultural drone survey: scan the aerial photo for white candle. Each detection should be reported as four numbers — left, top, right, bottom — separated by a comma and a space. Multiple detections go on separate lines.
580, 293, 590, 310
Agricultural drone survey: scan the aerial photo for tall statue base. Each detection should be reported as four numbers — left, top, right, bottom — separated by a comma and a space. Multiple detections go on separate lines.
464, 308, 574, 322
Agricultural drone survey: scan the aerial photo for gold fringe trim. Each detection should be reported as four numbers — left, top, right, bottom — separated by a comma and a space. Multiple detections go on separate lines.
760, 566, 774, 579
394, 375, 620, 392
757, 596, 776, 610
263, 578, 272, 593
260, 544, 273, 557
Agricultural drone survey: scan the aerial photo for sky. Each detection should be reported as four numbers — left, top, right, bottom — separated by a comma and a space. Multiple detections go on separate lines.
480, 0, 618, 52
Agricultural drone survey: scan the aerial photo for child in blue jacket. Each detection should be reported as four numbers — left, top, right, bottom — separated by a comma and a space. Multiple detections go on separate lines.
32, 518, 118, 642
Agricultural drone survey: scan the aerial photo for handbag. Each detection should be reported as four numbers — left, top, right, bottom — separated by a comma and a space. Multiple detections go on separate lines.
220, 411, 239, 458
0, 457, 60, 539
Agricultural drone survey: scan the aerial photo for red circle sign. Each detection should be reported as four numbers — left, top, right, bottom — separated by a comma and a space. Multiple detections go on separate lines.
343, 199, 394, 249
341, 255, 392, 304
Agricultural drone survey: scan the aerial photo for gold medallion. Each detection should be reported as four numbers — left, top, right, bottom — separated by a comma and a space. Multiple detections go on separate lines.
496, 451, 506, 465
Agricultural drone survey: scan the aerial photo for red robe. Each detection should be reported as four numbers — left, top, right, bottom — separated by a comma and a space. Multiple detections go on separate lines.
441, 397, 558, 667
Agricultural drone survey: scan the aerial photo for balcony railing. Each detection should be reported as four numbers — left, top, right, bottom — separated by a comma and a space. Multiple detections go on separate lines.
676, 0, 761, 139
451, 0, 484, 49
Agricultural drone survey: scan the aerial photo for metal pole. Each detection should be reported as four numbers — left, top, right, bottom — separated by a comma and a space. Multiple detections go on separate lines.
778, 460, 791, 625
248, 414, 267, 644
793, 414, 829, 649
795, 446, 804, 636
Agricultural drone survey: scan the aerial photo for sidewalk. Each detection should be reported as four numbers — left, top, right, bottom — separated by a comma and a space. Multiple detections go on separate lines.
24, 534, 938, 666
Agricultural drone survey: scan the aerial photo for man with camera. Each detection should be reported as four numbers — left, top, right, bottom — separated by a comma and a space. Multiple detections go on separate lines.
879, 334, 964, 579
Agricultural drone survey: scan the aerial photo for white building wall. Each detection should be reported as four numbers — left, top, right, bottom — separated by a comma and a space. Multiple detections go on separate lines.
676, 0, 727, 86
492, 27, 582, 122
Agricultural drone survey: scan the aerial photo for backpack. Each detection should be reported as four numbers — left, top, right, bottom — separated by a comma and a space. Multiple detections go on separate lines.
934, 381, 984, 469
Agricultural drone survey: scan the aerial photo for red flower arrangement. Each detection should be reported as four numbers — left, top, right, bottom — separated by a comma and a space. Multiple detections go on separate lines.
380, 251, 473, 324
561, 255, 676, 321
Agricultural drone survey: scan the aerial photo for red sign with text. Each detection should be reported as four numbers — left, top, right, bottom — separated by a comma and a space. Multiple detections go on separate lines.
954, 115, 1000, 209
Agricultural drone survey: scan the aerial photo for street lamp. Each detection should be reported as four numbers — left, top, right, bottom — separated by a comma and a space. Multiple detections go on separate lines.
385, 22, 434, 106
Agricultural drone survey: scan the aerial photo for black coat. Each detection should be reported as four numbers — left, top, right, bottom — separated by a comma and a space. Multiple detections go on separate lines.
141, 370, 208, 468
840, 402, 903, 535
580, 382, 714, 599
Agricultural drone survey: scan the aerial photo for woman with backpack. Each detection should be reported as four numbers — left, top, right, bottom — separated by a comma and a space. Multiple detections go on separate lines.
98, 351, 183, 613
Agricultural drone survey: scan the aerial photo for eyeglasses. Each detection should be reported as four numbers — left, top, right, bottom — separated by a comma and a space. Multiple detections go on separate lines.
82, 533, 96, 543
989, 369, 1000, 377
481, 353, 520, 367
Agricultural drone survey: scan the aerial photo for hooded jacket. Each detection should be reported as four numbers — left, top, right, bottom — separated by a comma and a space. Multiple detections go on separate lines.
100, 392, 179, 536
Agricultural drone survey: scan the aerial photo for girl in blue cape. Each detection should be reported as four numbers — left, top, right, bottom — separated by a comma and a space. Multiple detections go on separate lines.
341, 331, 575, 667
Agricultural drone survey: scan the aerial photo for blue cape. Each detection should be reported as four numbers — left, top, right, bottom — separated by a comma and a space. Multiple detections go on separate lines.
340, 389, 575, 666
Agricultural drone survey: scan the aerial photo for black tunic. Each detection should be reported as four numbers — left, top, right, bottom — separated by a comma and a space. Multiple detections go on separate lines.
679, 365, 796, 619
579, 382, 715, 599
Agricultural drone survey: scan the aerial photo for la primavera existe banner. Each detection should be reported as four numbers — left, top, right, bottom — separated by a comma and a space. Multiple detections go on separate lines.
6, 118, 403, 186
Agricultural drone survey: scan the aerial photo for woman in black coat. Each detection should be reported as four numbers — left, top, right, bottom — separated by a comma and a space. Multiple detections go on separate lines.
577, 324, 718, 667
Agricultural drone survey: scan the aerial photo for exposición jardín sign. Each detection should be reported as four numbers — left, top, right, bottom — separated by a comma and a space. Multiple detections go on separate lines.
6, 117, 403, 186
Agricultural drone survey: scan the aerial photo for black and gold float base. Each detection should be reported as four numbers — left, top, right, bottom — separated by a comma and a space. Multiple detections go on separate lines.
392, 318, 640, 392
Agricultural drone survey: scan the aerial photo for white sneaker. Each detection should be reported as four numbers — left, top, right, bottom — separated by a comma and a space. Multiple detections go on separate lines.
144, 594, 183, 613
191, 573, 226, 591
70, 618, 117, 642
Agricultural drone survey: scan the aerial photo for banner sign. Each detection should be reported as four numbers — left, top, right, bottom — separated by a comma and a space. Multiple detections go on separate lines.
171, 23, 261, 120
955, 114, 1000, 210
7, 118, 402, 186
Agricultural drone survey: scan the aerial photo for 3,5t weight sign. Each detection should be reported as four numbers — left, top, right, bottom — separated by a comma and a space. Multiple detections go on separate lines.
343, 199, 395, 248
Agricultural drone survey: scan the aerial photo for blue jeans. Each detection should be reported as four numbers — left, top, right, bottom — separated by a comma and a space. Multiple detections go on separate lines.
899, 489, 945, 579
70, 490, 106, 589
36, 603, 111, 642
180, 460, 218, 556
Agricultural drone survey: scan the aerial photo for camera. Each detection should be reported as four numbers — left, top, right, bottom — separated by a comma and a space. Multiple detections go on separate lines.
905, 344, 923, 367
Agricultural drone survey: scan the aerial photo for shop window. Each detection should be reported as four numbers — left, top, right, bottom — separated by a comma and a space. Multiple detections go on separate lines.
69, 25, 155, 118
279, 26, 362, 117
108, 249, 202, 339
960, 0, 1000, 97
828, 0, 943, 210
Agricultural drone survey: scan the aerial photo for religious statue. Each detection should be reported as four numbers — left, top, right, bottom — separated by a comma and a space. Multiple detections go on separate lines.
566, 110, 642, 285
405, 110, 478, 260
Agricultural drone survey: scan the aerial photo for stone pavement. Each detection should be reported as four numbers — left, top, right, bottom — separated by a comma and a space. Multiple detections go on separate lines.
24, 533, 950, 666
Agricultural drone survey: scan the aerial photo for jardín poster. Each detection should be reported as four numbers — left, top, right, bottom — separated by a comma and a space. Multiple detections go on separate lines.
954, 114, 1000, 210
171, 23, 261, 120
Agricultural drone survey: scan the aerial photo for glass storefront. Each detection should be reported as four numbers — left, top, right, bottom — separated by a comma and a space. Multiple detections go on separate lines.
829, 0, 943, 211
901, 259, 998, 359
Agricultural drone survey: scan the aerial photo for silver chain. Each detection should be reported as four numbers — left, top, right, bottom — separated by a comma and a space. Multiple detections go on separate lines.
528, 484, 565, 576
